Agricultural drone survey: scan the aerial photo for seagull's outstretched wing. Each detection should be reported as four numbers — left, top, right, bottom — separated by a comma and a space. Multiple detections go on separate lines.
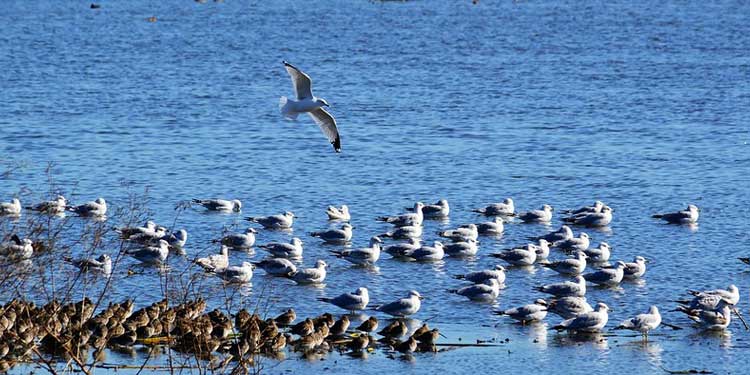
309, 107, 342, 153
283, 61, 313, 100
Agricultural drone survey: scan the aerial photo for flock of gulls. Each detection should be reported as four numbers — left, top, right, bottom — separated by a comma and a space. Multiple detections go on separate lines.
0, 63, 741, 369
0, 191, 743, 369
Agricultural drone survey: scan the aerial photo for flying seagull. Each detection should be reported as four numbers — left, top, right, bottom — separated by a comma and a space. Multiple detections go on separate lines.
279, 61, 341, 152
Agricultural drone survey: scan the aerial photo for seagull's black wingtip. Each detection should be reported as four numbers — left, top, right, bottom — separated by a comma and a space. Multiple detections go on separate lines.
332, 137, 342, 153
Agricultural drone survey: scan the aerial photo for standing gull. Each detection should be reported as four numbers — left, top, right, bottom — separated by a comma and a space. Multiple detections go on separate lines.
615, 306, 661, 340
192, 198, 242, 212
317, 287, 370, 313
279, 61, 341, 152
472, 198, 515, 216
375, 290, 423, 317
652, 204, 699, 224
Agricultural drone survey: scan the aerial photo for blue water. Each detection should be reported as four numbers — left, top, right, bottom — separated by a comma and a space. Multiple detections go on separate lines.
2, 0, 750, 373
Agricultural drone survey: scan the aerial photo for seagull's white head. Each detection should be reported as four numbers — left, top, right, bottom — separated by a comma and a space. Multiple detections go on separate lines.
438, 199, 449, 207
634, 255, 646, 263
291, 237, 303, 246
580, 233, 590, 240
494, 265, 506, 271
687, 204, 699, 212
316, 98, 330, 107
284, 211, 295, 218
315, 260, 328, 269
96, 198, 106, 205
408, 290, 424, 300
542, 204, 553, 212
504, 198, 514, 205
232, 200, 242, 211
356, 287, 368, 296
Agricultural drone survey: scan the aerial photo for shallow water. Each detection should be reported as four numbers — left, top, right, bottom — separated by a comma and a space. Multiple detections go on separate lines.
1, 0, 750, 373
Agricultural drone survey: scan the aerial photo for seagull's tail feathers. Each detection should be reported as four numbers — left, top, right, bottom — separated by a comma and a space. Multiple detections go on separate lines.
279, 96, 298, 120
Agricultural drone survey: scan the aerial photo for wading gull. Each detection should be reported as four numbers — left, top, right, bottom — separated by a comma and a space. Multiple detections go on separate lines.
553, 232, 590, 252
444, 239, 479, 258
561, 201, 605, 215
379, 225, 422, 240
451, 278, 502, 302
563, 206, 613, 227
584, 242, 612, 263
374, 290, 423, 317
126, 239, 169, 265
623, 256, 647, 279
535, 275, 587, 297
217, 228, 257, 250
384, 238, 421, 258
317, 287, 370, 312
547, 296, 594, 319
553, 302, 610, 332
279, 61, 341, 152
495, 299, 548, 324
615, 305, 661, 340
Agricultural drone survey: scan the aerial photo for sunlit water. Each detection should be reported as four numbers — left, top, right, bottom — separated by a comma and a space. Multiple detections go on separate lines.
2, 0, 750, 373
